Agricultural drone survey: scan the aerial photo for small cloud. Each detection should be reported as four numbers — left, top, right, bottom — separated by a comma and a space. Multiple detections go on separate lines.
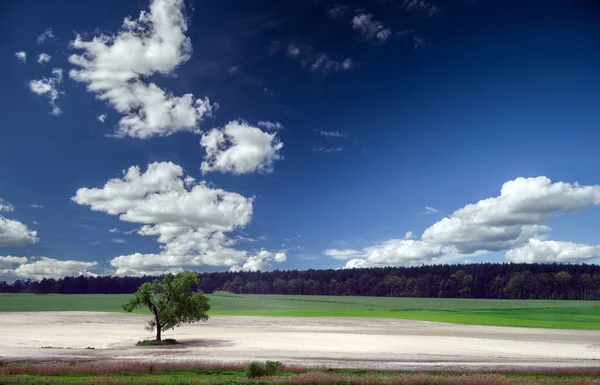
314, 147, 343, 153
0, 198, 16, 212
37, 28, 54, 44
29, 68, 64, 116
32, 221, 39, 225
351, 13, 392, 44
287, 44, 301, 57
29, 204, 43, 209
328, 5, 350, 19
90, 241, 101, 245
404, 0, 441, 17
283, 43, 353, 74
342, 58, 354, 70
404, 231, 414, 240
97, 114, 107, 123
421, 206, 441, 215
15, 51, 27, 63
324, 248, 361, 260
109, 228, 120, 233
315, 130, 347, 138
110, 238, 126, 244
37, 53, 51, 64
257, 121, 283, 130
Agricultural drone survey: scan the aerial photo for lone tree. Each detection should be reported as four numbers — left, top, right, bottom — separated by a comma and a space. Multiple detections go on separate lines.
123, 271, 210, 342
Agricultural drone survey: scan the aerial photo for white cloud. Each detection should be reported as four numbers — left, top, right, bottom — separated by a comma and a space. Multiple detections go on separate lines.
97, 114, 107, 123
284, 44, 353, 74
8, 257, 96, 280
323, 248, 361, 260
421, 206, 440, 215
314, 147, 343, 153
351, 13, 392, 44
29, 204, 43, 209
342, 239, 449, 268
506, 239, 600, 263
0, 256, 28, 270
29, 68, 64, 115
403, 0, 440, 17
109, 228, 120, 233
68, 0, 215, 139
0, 216, 39, 246
200, 120, 283, 175
315, 130, 347, 138
230, 250, 287, 272
37, 53, 51, 64
37, 28, 55, 44
0, 199, 15, 212
422, 176, 600, 254
111, 238, 126, 244
404, 231, 414, 240
328, 5, 350, 19
73, 162, 284, 275
257, 121, 283, 130
15, 51, 27, 63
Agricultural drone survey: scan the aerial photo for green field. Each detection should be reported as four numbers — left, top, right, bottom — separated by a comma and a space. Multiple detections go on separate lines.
1, 292, 599, 329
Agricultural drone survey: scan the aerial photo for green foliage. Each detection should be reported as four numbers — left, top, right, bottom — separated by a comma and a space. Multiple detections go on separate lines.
244, 361, 281, 378
135, 339, 177, 346
264, 361, 281, 376
122, 271, 211, 341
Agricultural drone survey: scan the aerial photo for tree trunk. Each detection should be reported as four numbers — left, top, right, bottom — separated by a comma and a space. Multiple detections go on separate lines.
155, 314, 162, 341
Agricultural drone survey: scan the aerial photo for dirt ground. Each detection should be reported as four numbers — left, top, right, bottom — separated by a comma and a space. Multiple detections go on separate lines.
1, 312, 600, 371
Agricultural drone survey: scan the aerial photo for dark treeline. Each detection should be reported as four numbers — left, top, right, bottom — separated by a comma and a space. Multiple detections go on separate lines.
3, 263, 600, 300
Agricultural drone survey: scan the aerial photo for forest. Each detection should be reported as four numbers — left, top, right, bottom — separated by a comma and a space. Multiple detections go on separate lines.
3, 263, 600, 300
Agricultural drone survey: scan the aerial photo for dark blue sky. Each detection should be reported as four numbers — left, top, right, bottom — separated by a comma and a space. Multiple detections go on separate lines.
1, 0, 600, 278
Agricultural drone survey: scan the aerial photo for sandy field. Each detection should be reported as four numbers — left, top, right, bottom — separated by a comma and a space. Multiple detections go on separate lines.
1, 312, 600, 371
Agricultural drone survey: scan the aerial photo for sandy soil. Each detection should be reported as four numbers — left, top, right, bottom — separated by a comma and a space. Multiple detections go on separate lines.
1, 312, 599, 371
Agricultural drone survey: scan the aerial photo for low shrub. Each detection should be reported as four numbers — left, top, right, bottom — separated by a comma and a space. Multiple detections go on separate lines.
136, 339, 177, 346
245, 361, 282, 378
265, 361, 281, 376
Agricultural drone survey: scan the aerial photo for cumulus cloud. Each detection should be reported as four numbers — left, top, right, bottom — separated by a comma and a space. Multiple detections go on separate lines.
29, 68, 64, 115
0, 199, 15, 212
15, 51, 27, 63
37, 28, 55, 44
0, 256, 28, 270
97, 114, 107, 123
257, 121, 283, 130
351, 13, 392, 44
283, 44, 353, 74
73, 162, 284, 275
505, 239, 600, 263
342, 239, 449, 268
323, 249, 361, 260
68, 0, 215, 139
422, 176, 600, 254
5, 257, 97, 280
200, 121, 283, 175
0, 216, 39, 246
230, 250, 287, 272
37, 53, 51, 64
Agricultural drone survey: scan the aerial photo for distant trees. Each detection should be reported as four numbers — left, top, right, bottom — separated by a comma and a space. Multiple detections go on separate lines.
122, 271, 210, 341
2, 263, 600, 300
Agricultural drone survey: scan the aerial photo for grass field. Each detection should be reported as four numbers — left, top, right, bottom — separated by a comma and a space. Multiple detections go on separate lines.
1, 292, 599, 329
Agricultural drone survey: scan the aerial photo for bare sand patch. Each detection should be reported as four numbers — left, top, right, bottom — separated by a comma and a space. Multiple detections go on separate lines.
1, 312, 599, 371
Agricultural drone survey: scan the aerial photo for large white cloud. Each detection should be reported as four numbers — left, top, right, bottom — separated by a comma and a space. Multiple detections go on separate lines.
73, 161, 284, 275
0, 256, 28, 270
328, 239, 449, 268
68, 0, 214, 139
3, 257, 97, 280
200, 121, 283, 175
422, 177, 600, 254
230, 250, 287, 272
505, 239, 600, 263
0, 216, 38, 246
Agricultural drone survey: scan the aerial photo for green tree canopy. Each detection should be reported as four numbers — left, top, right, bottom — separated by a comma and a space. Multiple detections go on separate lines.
123, 271, 210, 341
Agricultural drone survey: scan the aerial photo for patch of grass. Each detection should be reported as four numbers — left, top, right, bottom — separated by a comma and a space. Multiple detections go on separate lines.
136, 339, 177, 346
2, 293, 600, 329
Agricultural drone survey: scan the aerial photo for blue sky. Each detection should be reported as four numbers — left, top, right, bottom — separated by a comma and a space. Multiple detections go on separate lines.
1, 0, 600, 279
